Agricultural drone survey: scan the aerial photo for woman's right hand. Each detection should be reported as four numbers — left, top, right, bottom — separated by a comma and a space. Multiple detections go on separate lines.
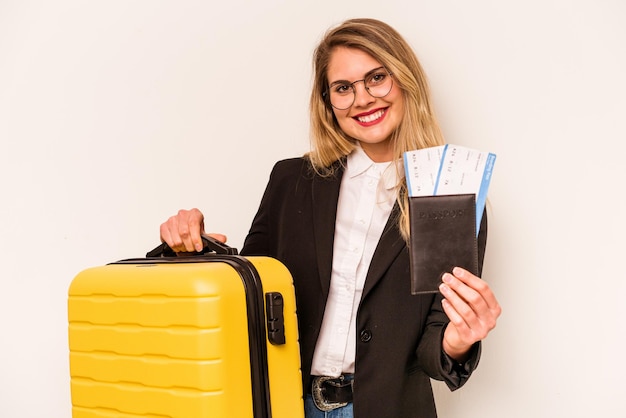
159, 208, 227, 253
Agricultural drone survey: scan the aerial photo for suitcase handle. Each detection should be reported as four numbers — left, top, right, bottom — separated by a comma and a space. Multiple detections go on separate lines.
146, 235, 238, 257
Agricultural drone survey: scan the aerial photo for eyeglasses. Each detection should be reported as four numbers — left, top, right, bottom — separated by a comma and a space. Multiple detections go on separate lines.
323, 67, 394, 110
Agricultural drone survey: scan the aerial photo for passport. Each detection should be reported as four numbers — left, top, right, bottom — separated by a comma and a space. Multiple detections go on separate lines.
408, 193, 479, 295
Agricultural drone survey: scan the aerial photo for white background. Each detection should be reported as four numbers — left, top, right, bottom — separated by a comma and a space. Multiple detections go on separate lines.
1, 1, 625, 417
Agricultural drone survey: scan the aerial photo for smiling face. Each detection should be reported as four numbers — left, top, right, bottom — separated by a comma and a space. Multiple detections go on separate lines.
327, 46, 405, 162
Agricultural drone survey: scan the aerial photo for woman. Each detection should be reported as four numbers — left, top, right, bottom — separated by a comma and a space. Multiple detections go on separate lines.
160, 18, 501, 418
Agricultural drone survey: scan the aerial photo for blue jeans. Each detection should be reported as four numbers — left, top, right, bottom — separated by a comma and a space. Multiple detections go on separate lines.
304, 394, 354, 418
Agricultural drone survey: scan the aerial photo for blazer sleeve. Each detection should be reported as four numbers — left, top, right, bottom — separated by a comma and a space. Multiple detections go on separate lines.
240, 159, 288, 256
417, 210, 488, 391
240, 173, 272, 256
241, 157, 308, 257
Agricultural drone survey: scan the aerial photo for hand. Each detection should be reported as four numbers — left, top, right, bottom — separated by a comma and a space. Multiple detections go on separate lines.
159, 208, 227, 253
439, 267, 501, 362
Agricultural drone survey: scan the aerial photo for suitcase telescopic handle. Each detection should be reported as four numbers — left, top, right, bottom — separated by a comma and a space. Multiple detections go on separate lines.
146, 234, 238, 257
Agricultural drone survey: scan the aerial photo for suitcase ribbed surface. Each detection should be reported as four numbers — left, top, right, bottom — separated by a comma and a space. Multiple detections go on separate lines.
68, 256, 303, 418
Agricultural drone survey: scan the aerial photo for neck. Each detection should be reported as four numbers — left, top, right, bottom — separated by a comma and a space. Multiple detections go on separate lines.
359, 142, 393, 163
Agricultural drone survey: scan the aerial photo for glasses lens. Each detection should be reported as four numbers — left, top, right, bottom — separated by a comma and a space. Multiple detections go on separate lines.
328, 84, 354, 110
366, 69, 393, 98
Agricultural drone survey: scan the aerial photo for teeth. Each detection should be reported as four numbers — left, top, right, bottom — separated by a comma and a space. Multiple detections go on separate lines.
357, 109, 385, 123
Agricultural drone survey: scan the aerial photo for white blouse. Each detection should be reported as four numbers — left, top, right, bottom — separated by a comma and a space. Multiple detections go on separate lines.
310, 145, 398, 377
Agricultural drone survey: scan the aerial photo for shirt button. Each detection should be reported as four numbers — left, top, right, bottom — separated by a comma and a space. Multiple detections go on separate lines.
360, 329, 372, 343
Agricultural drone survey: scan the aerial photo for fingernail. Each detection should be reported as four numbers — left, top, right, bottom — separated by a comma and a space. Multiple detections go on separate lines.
442, 274, 452, 283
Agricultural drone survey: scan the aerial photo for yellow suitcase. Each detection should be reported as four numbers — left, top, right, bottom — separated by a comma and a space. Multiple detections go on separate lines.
68, 237, 304, 418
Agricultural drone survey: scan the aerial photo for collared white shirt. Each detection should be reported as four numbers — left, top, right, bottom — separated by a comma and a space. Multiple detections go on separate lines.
310, 145, 398, 377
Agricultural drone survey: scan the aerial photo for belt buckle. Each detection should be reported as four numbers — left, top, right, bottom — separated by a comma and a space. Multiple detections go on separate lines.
311, 376, 350, 412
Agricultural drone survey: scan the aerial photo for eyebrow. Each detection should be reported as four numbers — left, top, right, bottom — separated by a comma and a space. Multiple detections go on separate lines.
328, 66, 386, 86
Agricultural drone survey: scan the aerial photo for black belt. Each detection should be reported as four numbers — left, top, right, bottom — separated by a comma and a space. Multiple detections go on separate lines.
311, 375, 354, 412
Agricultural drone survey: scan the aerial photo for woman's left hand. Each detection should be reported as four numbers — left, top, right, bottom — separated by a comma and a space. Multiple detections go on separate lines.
439, 267, 502, 362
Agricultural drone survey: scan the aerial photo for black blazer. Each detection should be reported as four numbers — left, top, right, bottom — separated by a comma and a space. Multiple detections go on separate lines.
241, 157, 487, 418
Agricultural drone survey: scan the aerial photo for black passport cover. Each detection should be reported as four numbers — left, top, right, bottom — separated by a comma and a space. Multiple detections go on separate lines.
408, 194, 479, 295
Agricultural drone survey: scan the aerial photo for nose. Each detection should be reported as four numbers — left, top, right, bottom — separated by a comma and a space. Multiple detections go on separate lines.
352, 81, 375, 107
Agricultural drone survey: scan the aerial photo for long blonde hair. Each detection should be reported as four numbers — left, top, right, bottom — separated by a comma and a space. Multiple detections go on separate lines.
308, 18, 445, 241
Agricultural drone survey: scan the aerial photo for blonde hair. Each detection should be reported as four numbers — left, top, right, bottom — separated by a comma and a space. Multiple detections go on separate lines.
308, 18, 445, 241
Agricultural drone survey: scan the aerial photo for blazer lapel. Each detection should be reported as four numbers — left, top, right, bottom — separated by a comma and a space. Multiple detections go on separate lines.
362, 203, 406, 299
311, 164, 343, 298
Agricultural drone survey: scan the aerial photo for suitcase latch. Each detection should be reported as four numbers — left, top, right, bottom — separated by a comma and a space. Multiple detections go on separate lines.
265, 292, 286, 345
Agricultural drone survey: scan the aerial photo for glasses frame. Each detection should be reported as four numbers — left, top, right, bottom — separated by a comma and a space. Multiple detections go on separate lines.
323, 66, 394, 110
